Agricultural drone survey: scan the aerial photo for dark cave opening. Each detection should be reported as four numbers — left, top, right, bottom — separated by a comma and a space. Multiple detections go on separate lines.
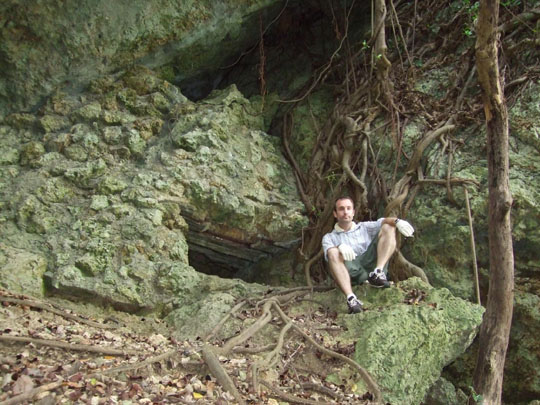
174, 0, 370, 103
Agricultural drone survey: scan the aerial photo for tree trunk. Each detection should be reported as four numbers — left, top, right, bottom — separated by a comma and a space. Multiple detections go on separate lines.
471, 1, 515, 404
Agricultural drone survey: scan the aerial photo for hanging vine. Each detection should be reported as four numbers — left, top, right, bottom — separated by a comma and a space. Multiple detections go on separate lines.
277, 0, 538, 285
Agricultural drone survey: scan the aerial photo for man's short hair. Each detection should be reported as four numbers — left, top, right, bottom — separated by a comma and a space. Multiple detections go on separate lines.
334, 196, 354, 211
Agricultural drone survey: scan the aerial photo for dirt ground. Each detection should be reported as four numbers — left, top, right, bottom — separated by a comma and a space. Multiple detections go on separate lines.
0, 288, 372, 404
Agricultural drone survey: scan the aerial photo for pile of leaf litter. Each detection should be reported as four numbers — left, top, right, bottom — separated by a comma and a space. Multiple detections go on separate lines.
0, 288, 375, 404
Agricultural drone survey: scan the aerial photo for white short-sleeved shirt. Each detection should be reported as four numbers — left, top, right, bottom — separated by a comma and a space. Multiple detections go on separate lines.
322, 219, 384, 261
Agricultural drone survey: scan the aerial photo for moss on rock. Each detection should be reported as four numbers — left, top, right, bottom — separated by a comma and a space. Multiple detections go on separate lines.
345, 278, 483, 404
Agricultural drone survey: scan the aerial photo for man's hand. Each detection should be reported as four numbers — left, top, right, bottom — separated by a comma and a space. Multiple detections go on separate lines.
396, 219, 414, 237
338, 244, 357, 261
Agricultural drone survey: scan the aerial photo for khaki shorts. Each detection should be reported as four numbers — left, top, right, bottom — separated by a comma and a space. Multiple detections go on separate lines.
344, 233, 388, 285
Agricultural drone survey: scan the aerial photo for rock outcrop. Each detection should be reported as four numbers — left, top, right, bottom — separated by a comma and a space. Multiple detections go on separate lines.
0, 0, 284, 118
279, 278, 484, 405
0, 67, 304, 310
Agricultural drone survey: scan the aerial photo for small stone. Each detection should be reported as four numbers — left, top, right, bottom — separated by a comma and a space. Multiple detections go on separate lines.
90, 195, 109, 211
72, 102, 102, 122
40, 114, 71, 132
102, 126, 123, 145
64, 144, 88, 162
0, 148, 19, 165
19, 142, 45, 166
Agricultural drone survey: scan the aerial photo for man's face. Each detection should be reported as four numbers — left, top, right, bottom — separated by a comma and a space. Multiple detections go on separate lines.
334, 198, 355, 228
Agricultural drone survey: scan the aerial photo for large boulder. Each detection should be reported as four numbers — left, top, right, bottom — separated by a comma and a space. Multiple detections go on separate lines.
280, 278, 484, 405
147, 84, 306, 275
0, 67, 304, 309
344, 278, 483, 405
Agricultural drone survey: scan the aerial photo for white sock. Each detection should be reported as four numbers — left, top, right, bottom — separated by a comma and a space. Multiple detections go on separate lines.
347, 293, 357, 302
370, 268, 382, 276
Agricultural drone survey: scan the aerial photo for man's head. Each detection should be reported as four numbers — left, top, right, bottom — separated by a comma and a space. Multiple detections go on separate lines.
333, 196, 355, 230
334, 196, 354, 211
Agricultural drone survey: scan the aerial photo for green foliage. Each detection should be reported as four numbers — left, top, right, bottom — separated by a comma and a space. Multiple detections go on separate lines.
463, 26, 474, 36
461, 0, 479, 37
501, 0, 521, 7
361, 39, 369, 51
469, 386, 484, 404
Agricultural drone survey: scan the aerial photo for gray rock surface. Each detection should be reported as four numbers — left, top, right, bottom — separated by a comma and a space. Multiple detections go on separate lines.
0, 0, 283, 118
0, 68, 304, 310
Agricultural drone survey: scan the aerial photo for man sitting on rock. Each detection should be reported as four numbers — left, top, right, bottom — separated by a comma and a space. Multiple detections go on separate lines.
322, 196, 414, 314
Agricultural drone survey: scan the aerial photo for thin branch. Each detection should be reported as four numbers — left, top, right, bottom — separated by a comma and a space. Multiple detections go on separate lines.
89, 349, 181, 377
0, 380, 64, 405
389, 0, 414, 70
277, 0, 356, 104
204, 300, 246, 341
446, 141, 460, 206
0, 296, 118, 330
232, 343, 275, 354
464, 187, 481, 305
260, 380, 335, 405
0, 335, 137, 356
219, 0, 290, 70
497, 7, 540, 33
455, 65, 477, 110
416, 178, 480, 187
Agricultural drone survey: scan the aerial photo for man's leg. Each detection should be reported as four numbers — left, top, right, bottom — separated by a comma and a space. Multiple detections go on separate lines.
362, 224, 397, 288
375, 223, 397, 269
327, 248, 363, 313
327, 247, 353, 296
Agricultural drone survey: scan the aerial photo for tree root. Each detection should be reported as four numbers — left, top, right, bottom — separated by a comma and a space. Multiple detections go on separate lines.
464, 187, 481, 305
89, 349, 181, 377
265, 285, 334, 299
304, 249, 324, 287
0, 379, 64, 405
0, 296, 119, 330
202, 344, 246, 405
271, 302, 382, 404
203, 293, 382, 403
391, 251, 429, 284
204, 300, 246, 342
261, 380, 335, 405
0, 335, 137, 356
252, 322, 293, 393
299, 382, 344, 401
220, 300, 274, 355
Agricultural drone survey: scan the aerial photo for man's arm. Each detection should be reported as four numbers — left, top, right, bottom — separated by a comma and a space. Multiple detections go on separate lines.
322, 233, 335, 261
382, 217, 398, 226
382, 217, 415, 237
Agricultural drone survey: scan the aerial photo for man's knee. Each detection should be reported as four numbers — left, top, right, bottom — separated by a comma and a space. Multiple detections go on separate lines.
327, 247, 343, 263
380, 223, 396, 238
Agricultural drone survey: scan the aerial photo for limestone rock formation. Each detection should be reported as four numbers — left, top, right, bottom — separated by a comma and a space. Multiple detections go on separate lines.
0, 67, 304, 310
276, 278, 483, 405
0, 0, 285, 118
